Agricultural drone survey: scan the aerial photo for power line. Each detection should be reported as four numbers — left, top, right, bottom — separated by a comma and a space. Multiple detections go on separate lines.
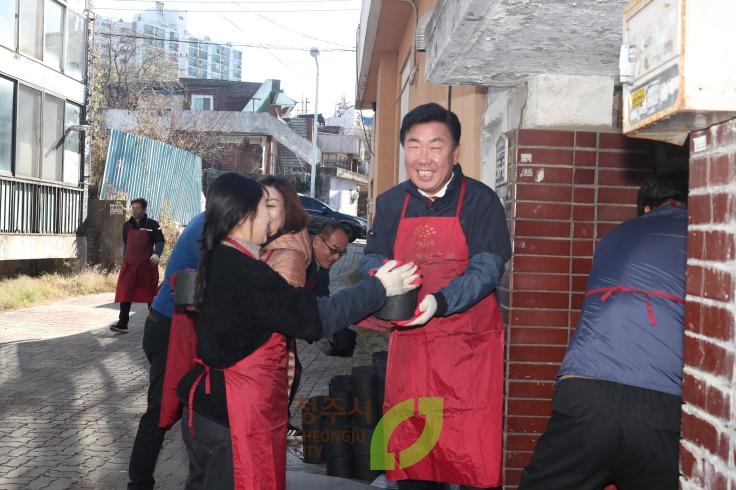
93, 6, 359, 13
227, 0, 355, 49
110, 0, 353, 3
95, 31, 356, 52
215, 11, 300, 78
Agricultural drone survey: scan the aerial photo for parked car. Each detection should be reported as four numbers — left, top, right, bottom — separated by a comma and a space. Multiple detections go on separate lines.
298, 194, 367, 242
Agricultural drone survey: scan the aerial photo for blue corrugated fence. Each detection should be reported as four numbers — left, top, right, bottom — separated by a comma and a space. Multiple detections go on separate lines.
100, 130, 202, 224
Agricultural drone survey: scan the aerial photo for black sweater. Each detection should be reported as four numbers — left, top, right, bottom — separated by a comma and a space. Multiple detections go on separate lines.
177, 243, 386, 424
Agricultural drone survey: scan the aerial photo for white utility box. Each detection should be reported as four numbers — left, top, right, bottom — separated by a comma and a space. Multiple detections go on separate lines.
621, 0, 736, 144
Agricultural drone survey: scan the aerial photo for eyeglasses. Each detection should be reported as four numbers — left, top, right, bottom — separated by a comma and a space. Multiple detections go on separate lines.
318, 235, 347, 257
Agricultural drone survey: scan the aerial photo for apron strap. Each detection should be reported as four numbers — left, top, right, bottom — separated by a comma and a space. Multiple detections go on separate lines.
586, 286, 685, 326
455, 178, 467, 218
187, 357, 214, 437
400, 193, 411, 219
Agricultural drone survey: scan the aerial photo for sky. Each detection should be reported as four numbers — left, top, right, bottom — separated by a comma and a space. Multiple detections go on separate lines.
92, 0, 363, 117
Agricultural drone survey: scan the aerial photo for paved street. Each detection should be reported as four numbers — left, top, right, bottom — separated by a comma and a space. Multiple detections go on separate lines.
0, 242, 389, 489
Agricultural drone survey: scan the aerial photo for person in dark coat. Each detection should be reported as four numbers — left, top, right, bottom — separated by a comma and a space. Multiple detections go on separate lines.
286, 221, 353, 439
360, 102, 511, 489
175, 172, 420, 489
111, 197, 165, 333
126, 211, 204, 490
520, 171, 689, 490
311, 222, 359, 357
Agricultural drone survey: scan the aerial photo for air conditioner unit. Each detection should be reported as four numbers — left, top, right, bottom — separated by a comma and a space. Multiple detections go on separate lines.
621, 0, 736, 144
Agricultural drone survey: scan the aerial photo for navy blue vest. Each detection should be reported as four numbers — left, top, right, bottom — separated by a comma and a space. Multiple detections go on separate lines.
558, 205, 687, 396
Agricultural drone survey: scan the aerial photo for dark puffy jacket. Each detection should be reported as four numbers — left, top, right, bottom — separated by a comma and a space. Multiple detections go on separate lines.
558, 204, 687, 396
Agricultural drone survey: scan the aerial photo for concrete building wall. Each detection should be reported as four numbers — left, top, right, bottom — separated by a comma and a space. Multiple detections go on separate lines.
371, 53, 400, 209
0, 235, 85, 262
327, 177, 359, 216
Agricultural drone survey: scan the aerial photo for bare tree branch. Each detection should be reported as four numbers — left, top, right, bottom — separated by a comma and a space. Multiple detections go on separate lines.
89, 26, 229, 184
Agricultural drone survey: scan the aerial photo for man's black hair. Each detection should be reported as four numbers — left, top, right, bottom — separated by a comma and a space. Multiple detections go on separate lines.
131, 197, 148, 209
399, 102, 461, 147
637, 170, 689, 216
317, 221, 353, 243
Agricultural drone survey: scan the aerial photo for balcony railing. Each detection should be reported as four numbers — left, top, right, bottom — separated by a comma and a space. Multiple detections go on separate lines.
0, 176, 83, 234
323, 154, 368, 175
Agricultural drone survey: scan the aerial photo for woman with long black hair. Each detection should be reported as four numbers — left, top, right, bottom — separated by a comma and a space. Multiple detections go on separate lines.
177, 172, 418, 490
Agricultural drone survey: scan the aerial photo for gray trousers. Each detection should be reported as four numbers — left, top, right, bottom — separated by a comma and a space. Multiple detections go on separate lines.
181, 407, 234, 490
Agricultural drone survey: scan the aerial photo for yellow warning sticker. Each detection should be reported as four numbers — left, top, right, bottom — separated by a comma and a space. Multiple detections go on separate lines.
629, 87, 646, 110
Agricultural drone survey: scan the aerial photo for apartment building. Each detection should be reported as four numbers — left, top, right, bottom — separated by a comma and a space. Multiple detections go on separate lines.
0, 0, 90, 267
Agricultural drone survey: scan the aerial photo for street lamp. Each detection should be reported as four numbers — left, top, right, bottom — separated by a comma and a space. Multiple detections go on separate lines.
309, 47, 320, 198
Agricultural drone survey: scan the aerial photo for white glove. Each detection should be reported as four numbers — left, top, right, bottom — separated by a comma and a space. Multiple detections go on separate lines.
150, 254, 160, 265
374, 260, 420, 297
401, 294, 438, 327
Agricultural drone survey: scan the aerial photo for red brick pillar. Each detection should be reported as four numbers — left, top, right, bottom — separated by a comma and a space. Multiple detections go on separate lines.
499, 129, 653, 487
679, 121, 736, 489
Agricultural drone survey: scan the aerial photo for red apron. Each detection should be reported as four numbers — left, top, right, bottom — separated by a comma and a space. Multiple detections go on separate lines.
385, 179, 505, 487
159, 305, 197, 428
115, 219, 159, 303
188, 239, 289, 489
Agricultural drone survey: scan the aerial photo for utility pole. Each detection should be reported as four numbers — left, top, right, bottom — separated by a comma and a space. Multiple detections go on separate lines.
309, 47, 320, 198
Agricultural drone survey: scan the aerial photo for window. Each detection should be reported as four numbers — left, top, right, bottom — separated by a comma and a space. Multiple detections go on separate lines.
169, 31, 178, 53
16, 85, 42, 177
17, 0, 84, 76
63, 103, 81, 184
13, 84, 78, 182
0, 77, 13, 174
1, 0, 18, 49
42, 94, 63, 180
43, 0, 63, 70
187, 66, 196, 77
20, 0, 43, 59
65, 11, 86, 80
154, 27, 164, 48
191, 95, 213, 111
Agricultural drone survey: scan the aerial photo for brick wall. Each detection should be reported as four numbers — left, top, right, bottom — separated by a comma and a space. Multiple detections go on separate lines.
499, 129, 654, 487
679, 121, 736, 489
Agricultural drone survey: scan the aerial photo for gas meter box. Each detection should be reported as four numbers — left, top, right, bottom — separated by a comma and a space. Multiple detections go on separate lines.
621, 0, 736, 144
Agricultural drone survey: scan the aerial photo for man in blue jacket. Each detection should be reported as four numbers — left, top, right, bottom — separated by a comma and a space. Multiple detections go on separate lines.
127, 212, 204, 490
520, 171, 689, 490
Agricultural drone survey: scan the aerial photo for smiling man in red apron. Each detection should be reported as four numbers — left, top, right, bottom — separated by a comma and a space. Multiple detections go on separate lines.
362, 103, 511, 489
111, 197, 165, 333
